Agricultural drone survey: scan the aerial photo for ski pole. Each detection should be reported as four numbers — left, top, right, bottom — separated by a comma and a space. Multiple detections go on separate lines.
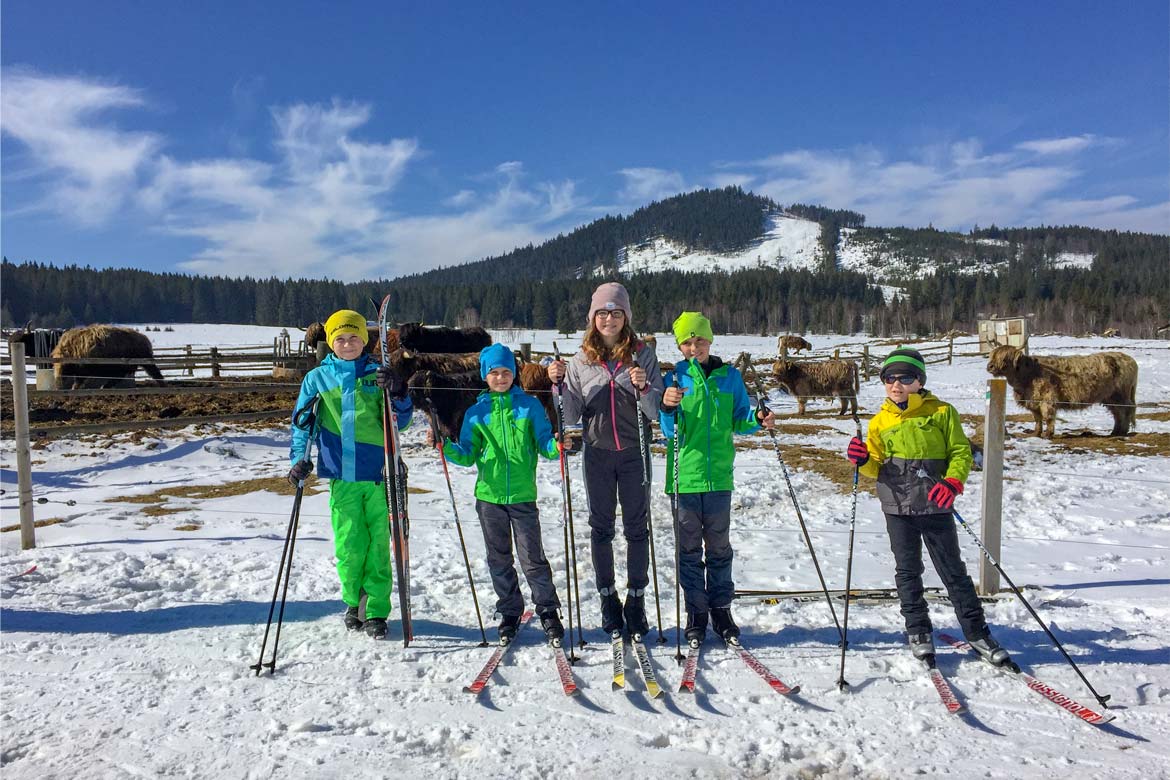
738, 355, 844, 645
552, 342, 586, 654
637, 403, 667, 645
920, 471, 1111, 708
378, 295, 413, 647
251, 398, 319, 676
427, 400, 489, 648
836, 411, 863, 691
668, 373, 684, 664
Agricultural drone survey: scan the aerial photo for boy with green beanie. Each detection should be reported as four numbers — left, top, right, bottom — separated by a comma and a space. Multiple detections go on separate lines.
289, 309, 411, 640
845, 347, 1012, 667
435, 343, 565, 644
660, 312, 775, 644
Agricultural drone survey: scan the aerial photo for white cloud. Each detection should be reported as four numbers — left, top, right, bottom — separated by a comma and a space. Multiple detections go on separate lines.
1015, 134, 1100, 155
1, 70, 588, 279
0, 69, 161, 225
617, 167, 688, 204
745, 139, 1160, 232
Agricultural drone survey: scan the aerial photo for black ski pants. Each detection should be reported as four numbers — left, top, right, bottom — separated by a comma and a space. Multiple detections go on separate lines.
582, 444, 650, 595
885, 511, 989, 641
476, 500, 560, 618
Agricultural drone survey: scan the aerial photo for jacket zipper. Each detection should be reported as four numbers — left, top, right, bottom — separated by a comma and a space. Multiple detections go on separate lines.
608, 360, 624, 450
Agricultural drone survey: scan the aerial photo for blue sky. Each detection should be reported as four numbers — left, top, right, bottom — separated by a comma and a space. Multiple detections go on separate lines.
2, 1, 1166, 281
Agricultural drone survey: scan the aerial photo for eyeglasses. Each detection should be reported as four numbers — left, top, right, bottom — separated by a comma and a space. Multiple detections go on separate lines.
595, 310, 625, 320
882, 374, 920, 386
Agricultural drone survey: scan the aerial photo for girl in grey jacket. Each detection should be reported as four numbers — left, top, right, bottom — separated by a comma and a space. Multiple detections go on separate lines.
547, 282, 664, 637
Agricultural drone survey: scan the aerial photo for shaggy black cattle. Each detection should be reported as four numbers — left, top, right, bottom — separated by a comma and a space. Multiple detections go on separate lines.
397, 322, 491, 354
408, 369, 486, 441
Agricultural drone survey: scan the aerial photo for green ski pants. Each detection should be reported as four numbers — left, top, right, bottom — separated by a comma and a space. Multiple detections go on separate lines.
329, 480, 392, 620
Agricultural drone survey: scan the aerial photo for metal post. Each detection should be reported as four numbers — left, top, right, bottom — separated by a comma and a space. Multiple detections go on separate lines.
979, 378, 1006, 595
10, 342, 36, 549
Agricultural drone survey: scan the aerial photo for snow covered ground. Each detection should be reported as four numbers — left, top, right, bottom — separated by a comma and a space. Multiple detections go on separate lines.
3, 327, 1169, 779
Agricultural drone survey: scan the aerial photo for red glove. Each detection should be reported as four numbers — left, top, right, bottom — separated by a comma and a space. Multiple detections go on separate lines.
928, 477, 964, 510
846, 437, 869, 466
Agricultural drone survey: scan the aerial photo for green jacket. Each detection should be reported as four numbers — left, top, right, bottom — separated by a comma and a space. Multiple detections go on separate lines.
659, 357, 760, 493
444, 385, 559, 504
859, 390, 973, 515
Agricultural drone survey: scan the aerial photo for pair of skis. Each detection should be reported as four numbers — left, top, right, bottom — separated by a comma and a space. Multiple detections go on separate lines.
377, 295, 412, 647
922, 633, 1114, 726
463, 613, 580, 697
678, 635, 800, 698
611, 632, 664, 699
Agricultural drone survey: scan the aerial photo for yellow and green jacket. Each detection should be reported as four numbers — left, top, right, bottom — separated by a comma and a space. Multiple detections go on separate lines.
443, 385, 559, 505
859, 390, 972, 515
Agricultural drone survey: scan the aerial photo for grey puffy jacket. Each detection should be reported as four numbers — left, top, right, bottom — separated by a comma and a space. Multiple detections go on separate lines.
560, 342, 664, 451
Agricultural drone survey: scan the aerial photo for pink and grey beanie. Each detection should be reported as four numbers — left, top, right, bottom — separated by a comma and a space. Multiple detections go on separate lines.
588, 282, 632, 324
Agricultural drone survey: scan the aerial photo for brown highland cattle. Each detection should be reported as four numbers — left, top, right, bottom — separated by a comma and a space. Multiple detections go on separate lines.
777, 335, 813, 354
985, 345, 1138, 438
771, 358, 859, 415
52, 325, 165, 389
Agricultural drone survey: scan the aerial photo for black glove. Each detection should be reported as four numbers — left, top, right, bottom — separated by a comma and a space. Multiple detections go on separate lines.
376, 366, 407, 398
287, 459, 313, 486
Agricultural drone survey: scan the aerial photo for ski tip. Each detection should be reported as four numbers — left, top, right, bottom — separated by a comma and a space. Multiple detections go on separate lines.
785, 685, 802, 696
678, 685, 694, 695
612, 682, 625, 691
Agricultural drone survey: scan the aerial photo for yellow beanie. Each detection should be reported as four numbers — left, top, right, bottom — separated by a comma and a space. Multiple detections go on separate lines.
324, 310, 369, 346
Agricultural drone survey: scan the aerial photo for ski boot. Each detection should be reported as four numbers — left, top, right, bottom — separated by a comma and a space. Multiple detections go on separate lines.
970, 633, 1012, 668
684, 610, 708, 646
599, 588, 624, 635
710, 607, 741, 641
363, 617, 388, 640
343, 606, 363, 632
623, 590, 650, 640
908, 632, 935, 662
539, 611, 565, 644
497, 614, 522, 645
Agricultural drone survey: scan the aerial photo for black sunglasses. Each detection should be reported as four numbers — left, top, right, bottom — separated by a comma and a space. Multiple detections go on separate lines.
882, 374, 920, 386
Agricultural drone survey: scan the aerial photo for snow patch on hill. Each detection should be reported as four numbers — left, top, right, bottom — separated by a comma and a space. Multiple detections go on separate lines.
615, 213, 823, 276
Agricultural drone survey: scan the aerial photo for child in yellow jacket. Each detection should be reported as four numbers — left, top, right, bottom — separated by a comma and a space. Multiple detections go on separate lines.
846, 347, 1011, 666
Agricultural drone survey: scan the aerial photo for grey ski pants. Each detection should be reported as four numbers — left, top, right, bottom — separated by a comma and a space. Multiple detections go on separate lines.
476, 500, 560, 618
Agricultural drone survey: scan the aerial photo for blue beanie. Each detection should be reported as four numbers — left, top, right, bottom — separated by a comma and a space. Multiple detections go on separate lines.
479, 343, 516, 380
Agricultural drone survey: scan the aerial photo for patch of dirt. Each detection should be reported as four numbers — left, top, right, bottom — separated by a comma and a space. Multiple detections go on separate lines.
1, 517, 68, 533
1047, 431, 1170, 457
0, 378, 299, 433
110, 475, 433, 517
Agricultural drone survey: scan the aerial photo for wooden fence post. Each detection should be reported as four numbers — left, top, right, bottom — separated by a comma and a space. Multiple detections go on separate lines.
210, 346, 221, 378
833, 348, 840, 360
519, 342, 532, 362
979, 378, 1006, 595
185, 345, 194, 377
948, 335, 954, 365
10, 342, 36, 549
862, 344, 870, 381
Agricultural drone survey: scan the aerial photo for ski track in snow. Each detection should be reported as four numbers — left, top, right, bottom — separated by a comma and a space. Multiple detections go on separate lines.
2, 328, 1169, 779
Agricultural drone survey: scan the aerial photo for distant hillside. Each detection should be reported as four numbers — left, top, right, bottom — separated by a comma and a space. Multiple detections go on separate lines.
3, 187, 1167, 337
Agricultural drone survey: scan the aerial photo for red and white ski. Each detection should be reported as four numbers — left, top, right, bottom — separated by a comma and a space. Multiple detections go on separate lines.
551, 639, 580, 697
726, 638, 801, 696
925, 661, 965, 714
678, 640, 701, 694
939, 633, 1114, 725
463, 611, 533, 695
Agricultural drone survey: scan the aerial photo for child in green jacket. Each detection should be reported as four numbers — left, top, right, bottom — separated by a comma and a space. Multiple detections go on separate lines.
660, 312, 775, 645
436, 343, 564, 644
